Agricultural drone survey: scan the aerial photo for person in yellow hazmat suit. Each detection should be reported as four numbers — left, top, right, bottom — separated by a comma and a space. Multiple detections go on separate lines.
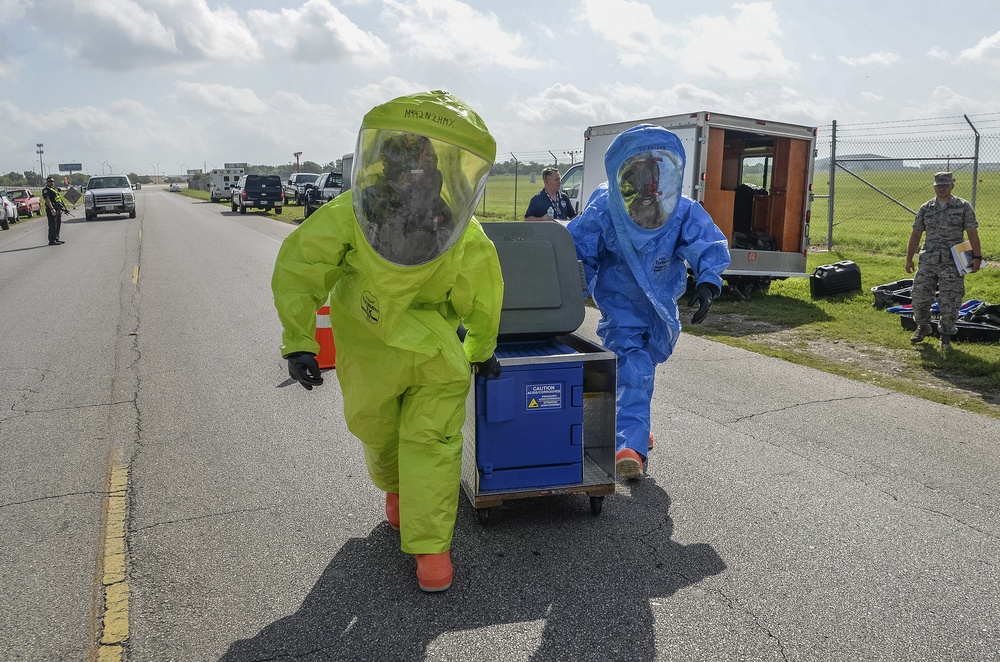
272, 90, 504, 593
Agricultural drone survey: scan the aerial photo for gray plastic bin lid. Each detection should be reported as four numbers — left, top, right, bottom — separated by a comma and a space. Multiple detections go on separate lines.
481, 221, 586, 340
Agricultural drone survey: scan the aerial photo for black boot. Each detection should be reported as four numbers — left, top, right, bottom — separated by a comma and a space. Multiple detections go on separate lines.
940, 334, 952, 353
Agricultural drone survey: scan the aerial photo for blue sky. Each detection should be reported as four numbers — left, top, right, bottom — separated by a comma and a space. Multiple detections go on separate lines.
2, 0, 998, 178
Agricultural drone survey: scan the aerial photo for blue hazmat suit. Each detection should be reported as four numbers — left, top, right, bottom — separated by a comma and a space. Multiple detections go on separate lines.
568, 124, 731, 460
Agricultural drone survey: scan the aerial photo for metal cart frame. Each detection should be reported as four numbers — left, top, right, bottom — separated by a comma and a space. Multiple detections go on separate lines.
460, 332, 617, 525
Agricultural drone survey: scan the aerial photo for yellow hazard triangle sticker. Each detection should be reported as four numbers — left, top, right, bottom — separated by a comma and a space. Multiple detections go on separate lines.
527, 398, 540, 408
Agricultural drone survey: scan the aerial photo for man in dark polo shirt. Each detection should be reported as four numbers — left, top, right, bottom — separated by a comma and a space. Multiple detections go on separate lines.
524, 167, 576, 224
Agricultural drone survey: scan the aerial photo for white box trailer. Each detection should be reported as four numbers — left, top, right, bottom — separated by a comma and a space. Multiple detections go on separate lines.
566, 111, 817, 291
209, 164, 246, 202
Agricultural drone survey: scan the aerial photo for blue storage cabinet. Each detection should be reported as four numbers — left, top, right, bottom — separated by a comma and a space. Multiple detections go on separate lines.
475, 341, 584, 491
459, 222, 617, 522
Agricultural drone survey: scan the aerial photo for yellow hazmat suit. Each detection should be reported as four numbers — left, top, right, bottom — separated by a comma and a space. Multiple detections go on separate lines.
272, 91, 503, 555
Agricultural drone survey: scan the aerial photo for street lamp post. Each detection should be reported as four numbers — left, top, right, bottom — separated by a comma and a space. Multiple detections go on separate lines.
149, 162, 161, 183
36, 143, 44, 180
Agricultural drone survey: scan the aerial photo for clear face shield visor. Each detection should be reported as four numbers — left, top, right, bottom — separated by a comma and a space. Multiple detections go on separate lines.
353, 130, 491, 266
617, 150, 683, 230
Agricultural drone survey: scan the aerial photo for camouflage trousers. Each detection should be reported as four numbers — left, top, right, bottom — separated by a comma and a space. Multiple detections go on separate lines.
912, 259, 965, 335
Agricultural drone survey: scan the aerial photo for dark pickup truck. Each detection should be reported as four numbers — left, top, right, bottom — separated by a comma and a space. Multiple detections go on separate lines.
231, 174, 284, 214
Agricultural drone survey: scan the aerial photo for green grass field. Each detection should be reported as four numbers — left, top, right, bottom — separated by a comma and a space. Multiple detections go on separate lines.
179, 177, 999, 416
810, 167, 997, 258
473, 170, 1000, 417
480, 169, 998, 259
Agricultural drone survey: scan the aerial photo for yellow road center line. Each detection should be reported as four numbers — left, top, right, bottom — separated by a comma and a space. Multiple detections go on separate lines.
131, 265, 139, 284
98, 463, 130, 657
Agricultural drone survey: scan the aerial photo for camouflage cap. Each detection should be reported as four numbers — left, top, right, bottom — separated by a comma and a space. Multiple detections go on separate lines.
933, 172, 955, 185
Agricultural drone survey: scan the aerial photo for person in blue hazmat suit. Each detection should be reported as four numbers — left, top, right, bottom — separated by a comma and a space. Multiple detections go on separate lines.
568, 124, 731, 479
271, 90, 504, 592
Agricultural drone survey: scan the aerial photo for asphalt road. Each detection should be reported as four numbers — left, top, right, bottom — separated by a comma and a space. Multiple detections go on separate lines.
0, 188, 997, 662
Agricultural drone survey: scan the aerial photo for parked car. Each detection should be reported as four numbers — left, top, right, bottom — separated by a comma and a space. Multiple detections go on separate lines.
0, 191, 17, 230
8, 188, 42, 218
231, 174, 284, 214
284, 172, 319, 205
169, 184, 182, 192
303, 171, 343, 219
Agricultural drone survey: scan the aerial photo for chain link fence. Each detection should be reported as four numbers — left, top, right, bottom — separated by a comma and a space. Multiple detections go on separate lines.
480, 150, 580, 220
479, 114, 999, 263
814, 113, 1000, 260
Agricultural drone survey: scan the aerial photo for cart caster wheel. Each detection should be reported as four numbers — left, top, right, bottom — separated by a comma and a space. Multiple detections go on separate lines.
590, 496, 604, 516
477, 508, 491, 526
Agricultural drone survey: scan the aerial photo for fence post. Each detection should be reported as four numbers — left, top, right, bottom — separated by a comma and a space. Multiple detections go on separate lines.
964, 114, 980, 208
828, 120, 836, 251
511, 153, 519, 220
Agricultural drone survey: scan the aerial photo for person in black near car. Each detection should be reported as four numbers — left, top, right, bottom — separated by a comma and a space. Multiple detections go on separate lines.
41, 177, 65, 245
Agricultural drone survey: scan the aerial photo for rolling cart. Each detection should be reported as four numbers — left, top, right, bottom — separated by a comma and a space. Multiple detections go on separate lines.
460, 222, 616, 524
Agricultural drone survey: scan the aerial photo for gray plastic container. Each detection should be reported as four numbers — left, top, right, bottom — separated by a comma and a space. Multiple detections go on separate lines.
481, 221, 586, 340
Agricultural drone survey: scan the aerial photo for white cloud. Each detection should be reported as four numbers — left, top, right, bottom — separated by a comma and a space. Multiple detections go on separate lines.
176, 2, 261, 61
17, 0, 261, 70
837, 51, 900, 67
381, 0, 542, 70
247, 0, 389, 64
581, 1, 797, 80
172, 82, 271, 115
580, 0, 670, 66
956, 31, 1000, 63
904, 85, 993, 117
861, 91, 884, 102
927, 46, 949, 60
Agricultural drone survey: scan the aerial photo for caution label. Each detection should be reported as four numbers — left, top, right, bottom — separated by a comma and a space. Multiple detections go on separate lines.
525, 383, 563, 410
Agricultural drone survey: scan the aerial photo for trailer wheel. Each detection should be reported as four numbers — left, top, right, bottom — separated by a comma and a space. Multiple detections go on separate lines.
590, 496, 604, 516
476, 508, 491, 526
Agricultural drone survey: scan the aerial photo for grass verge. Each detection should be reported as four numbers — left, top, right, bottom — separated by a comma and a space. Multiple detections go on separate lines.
177, 187, 305, 224
686, 249, 1000, 419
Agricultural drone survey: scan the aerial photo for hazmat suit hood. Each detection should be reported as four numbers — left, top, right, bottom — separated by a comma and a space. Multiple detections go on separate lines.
353, 90, 496, 267
606, 124, 685, 236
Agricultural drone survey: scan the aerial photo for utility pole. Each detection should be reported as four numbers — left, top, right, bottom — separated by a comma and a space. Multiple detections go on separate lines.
293, 152, 302, 173
36, 143, 44, 180
564, 149, 581, 165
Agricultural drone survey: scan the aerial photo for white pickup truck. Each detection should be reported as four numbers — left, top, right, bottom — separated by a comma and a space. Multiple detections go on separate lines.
284, 172, 319, 205
84, 175, 137, 221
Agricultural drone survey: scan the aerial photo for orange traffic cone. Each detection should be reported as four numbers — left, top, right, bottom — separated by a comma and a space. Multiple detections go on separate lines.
315, 302, 336, 369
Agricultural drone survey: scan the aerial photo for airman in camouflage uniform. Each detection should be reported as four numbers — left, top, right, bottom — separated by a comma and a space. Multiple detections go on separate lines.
905, 172, 983, 351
